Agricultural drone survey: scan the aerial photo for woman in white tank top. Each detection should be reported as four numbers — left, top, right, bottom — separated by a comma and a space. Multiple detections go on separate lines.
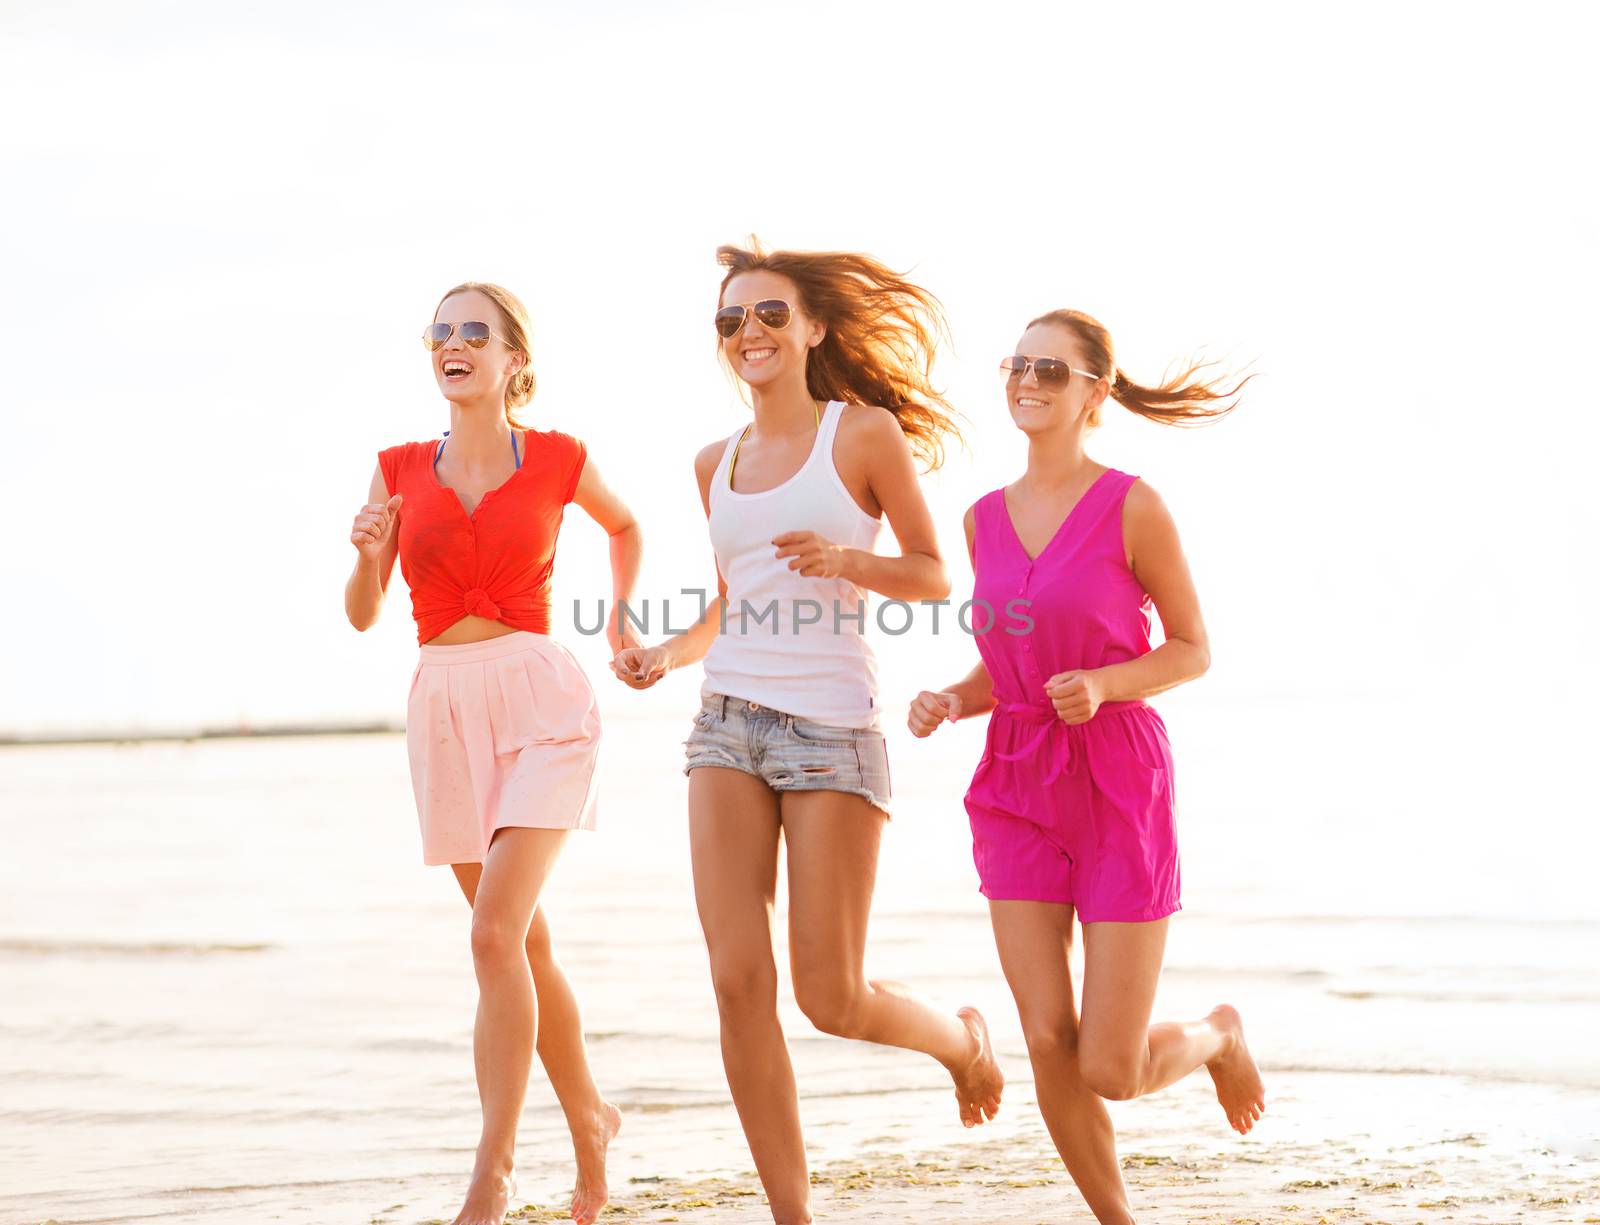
614, 240, 1005, 1225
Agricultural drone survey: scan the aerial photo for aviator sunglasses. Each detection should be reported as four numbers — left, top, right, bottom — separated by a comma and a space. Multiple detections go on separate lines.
421, 321, 514, 351
1000, 355, 1104, 389
714, 299, 794, 338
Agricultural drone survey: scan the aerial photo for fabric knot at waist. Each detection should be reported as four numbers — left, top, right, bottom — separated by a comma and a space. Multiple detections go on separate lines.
991, 702, 1075, 782
463, 587, 501, 620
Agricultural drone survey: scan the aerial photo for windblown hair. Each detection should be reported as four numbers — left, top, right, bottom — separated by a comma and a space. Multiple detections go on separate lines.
435, 281, 536, 426
1028, 309, 1250, 428
717, 239, 963, 470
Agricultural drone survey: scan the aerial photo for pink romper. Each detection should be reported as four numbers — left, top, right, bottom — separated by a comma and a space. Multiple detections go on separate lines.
962, 469, 1181, 923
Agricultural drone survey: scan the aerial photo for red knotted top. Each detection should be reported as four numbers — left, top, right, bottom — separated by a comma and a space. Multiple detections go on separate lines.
377, 428, 587, 645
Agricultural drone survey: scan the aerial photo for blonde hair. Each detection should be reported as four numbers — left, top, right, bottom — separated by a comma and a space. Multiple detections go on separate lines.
434, 281, 536, 426
1028, 309, 1250, 428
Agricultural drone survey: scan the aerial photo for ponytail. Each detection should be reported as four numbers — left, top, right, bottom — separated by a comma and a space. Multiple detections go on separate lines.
1109, 360, 1243, 426
1029, 309, 1250, 427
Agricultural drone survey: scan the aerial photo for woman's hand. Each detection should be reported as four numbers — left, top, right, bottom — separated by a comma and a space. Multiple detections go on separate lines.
611, 645, 670, 690
773, 530, 848, 579
1045, 670, 1104, 725
607, 622, 642, 661
351, 494, 403, 563
908, 689, 962, 737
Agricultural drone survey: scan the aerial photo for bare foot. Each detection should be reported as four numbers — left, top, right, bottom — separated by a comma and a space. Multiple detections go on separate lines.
1204, 1004, 1265, 1135
568, 1100, 622, 1225
949, 1007, 1004, 1128
451, 1163, 516, 1225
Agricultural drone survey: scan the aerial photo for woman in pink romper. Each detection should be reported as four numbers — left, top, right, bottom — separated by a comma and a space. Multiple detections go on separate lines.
910, 309, 1266, 1224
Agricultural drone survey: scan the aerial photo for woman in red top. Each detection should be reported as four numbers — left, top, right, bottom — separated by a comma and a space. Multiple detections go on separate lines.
344, 282, 641, 1225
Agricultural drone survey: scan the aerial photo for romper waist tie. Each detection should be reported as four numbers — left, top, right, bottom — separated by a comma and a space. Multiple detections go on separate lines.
991, 702, 1075, 785
990, 699, 1148, 785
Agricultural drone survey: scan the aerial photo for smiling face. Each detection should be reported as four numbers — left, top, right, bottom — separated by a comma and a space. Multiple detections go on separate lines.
431, 289, 526, 406
1006, 321, 1109, 436
719, 270, 824, 391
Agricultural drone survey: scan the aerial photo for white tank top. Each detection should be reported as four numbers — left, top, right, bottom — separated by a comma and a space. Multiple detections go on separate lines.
702, 400, 884, 728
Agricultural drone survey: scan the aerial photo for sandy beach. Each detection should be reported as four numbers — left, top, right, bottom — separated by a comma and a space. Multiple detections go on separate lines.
487, 1129, 1598, 1225
350, 1066, 1597, 1225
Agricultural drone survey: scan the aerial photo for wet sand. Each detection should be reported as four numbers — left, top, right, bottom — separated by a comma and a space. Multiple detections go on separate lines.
390, 1071, 1600, 1225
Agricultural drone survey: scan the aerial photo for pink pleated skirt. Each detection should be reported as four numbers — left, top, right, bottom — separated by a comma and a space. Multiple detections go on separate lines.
406, 630, 601, 866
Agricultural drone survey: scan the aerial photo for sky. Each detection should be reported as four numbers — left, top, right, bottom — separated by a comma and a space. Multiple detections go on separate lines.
0, 0, 1595, 736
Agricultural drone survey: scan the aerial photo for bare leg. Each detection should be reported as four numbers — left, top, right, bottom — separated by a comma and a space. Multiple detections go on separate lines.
449, 827, 570, 1225
781, 790, 1004, 1128
989, 900, 1132, 1225
688, 767, 810, 1224
451, 867, 621, 1225
1078, 920, 1265, 1134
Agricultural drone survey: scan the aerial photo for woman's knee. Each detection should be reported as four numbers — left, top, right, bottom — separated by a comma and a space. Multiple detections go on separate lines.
1021, 1015, 1080, 1066
470, 912, 529, 969
708, 953, 778, 1018
792, 973, 864, 1038
1078, 1043, 1143, 1101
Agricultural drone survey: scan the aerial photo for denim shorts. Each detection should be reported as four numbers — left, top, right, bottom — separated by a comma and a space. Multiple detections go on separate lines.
682, 692, 892, 817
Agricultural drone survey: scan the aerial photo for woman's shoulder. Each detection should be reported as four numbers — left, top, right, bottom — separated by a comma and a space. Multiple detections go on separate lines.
1116, 473, 1175, 534
835, 400, 895, 427
377, 437, 433, 469
520, 424, 584, 450
694, 434, 729, 467
835, 401, 910, 451
519, 425, 589, 475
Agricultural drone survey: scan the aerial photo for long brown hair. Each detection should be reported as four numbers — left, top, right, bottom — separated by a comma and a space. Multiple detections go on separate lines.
435, 281, 536, 428
717, 239, 962, 470
1028, 309, 1250, 427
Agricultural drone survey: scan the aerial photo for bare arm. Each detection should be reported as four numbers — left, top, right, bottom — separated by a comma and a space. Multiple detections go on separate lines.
908, 505, 995, 735
1045, 481, 1211, 722
773, 406, 949, 602
610, 440, 728, 687
345, 463, 401, 631
570, 454, 643, 657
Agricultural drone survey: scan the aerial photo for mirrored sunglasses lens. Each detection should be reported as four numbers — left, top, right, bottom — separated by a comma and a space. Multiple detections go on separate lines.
753, 300, 791, 330
459, 321, 491, 348
423, 323, 453, 350
1000, 356, 1027, 378
714, 307, 745, 338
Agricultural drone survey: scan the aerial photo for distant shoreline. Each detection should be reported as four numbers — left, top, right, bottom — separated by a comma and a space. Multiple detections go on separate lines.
0, 720, 405, 748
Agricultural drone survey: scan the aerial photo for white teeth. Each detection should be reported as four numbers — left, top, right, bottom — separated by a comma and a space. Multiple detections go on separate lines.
743, 349, 775, 360
1018, 398, 1048, 407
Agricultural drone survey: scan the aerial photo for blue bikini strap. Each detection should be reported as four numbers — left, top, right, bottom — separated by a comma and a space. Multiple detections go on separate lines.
433, 430, 520, 469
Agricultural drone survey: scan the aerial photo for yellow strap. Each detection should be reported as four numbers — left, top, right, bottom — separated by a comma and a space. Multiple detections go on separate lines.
729, 401, 823, 488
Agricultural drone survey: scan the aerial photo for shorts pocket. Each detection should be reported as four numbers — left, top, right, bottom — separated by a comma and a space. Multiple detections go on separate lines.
787, 716, 859, 747
1108, 714, 1172, 776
